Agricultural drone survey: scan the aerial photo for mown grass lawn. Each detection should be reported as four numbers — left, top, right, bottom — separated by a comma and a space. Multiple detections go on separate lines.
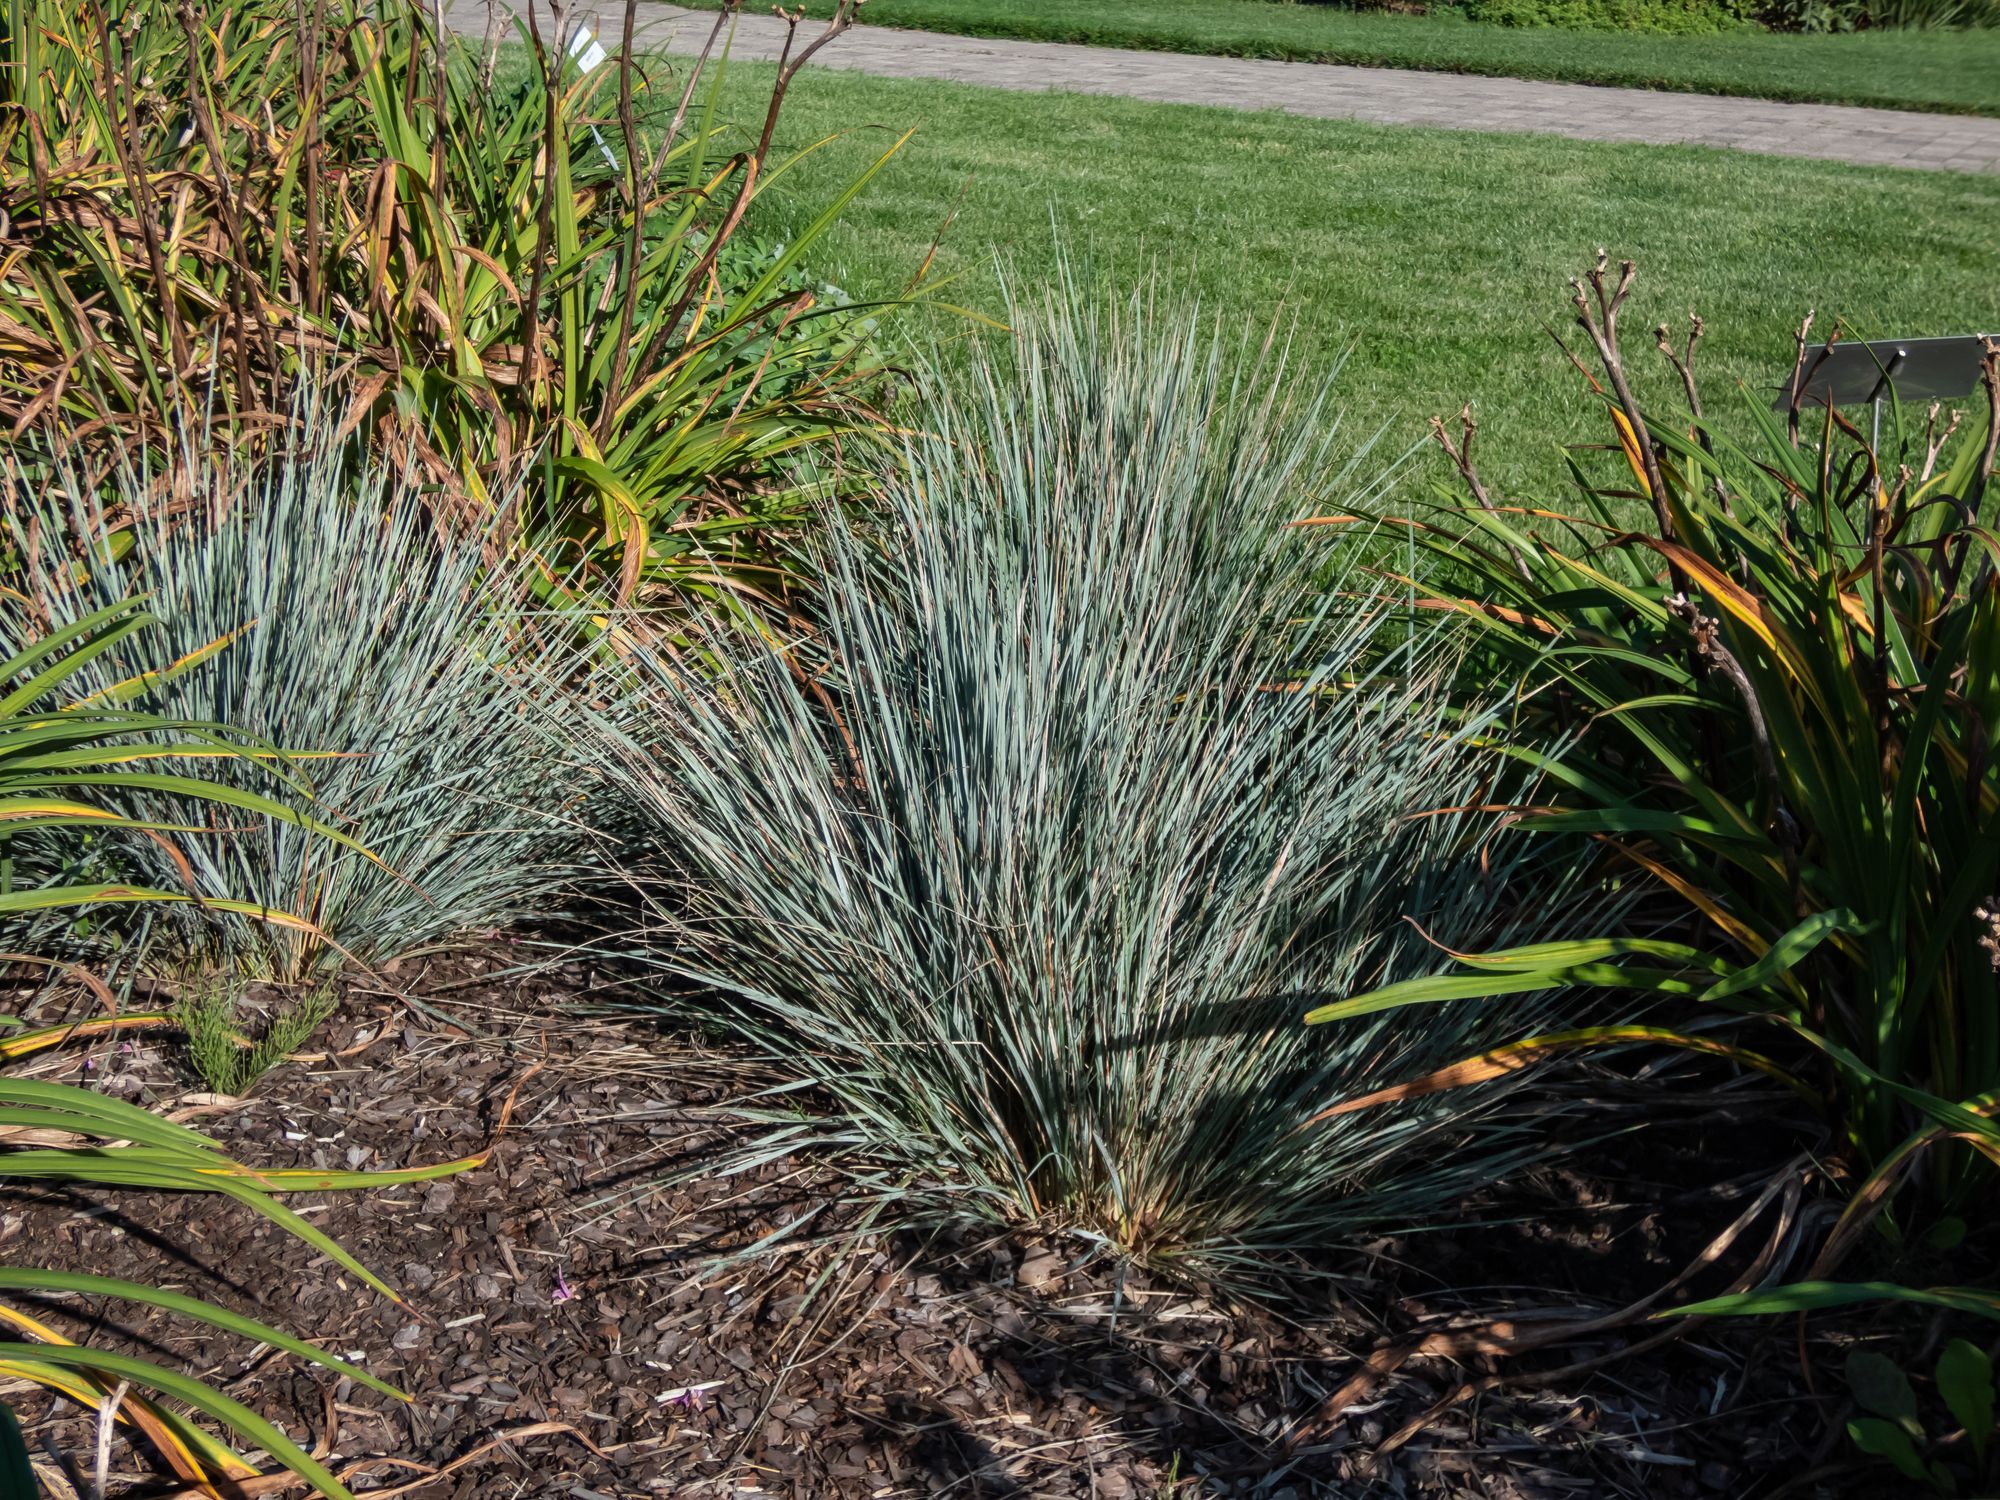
688, 63, 2000, 499
676, 0, 2000, 116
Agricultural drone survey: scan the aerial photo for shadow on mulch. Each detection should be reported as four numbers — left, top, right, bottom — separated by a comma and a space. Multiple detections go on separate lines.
1, 946, 1980, 1499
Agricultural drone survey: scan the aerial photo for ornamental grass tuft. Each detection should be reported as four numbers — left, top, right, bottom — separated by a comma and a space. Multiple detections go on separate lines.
593, 282, 1599, 1289
2, 395, 589, 980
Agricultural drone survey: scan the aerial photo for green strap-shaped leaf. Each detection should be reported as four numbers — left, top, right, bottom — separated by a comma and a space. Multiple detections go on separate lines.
0, 1152, 403, 1306
1697, 908, 1865, 1003
0, 884, 324, 927
0, 598, 154, 716
1439, 936, 1727, 973
0, 1268, 406, 1400
0, 1105, 229, 1160
0, 1076, 226, 1151
1662, 1279, 2000, 1324
0, 1343, 352, 1499
1516, 807, 1759, 841
1847, 1417, 1929, 1484
1311, 909, 1870, 1028
0, 1400, 32, 1500
20, 771, 376, 858
1937, 1339, 1994, 1465
1306, 962, 1713, 1024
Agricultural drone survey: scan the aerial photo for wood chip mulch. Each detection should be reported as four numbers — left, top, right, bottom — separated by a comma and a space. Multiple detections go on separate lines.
4, 949, 1868, 1497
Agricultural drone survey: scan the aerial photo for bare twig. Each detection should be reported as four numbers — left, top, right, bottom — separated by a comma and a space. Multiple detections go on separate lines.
480, 0, 507, 89
520, 0, 563, 397
177, 1, 281, 404
1919, 403, 1962, 484
1668, 592, 1802, 915
641, 5, 734, 197
96, 1380, 132, 1499
1291, 1160, 1811, 1456
1937, 342, 2000, 609
1654, 313, 1704, 421
1656, 312, 1736, 520
1543, 320, 1604, 393
1972, 336, 2000, 522
300, 0, 328, 315
1570, 251, 1672, 543
1429, 404, 1529, 582
1371, 1172, 1808, 1462
595, 0, 648, 445
1784, 308, 1816, 448
632, 0, 860, 387
91, 5, 193, 391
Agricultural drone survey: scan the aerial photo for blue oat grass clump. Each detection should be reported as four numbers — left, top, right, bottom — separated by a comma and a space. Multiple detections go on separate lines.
1, 391, 589, 981
599, 282, 1592, 1291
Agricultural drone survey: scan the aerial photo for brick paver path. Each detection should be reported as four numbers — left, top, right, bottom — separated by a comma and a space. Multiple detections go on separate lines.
446, 2, 2000, 174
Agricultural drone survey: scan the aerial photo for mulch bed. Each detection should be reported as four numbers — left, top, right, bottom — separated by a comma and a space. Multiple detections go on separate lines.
3, 948, 1880, 1497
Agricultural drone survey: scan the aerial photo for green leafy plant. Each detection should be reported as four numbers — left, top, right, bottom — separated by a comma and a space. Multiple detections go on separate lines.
1306, 258, 1999, 1306
0, 1403, 30, 1496
0, 1070, 432, 1498
1861, 0, 1999, 28
1837, 1341, 1997, 1493
179, 975, 335, 1096
589, 277, 1606, 1290
0, 599, 368, 919
0, 601, 487, 1498
1756, 0, 1868, 31
0, 0, 910, 610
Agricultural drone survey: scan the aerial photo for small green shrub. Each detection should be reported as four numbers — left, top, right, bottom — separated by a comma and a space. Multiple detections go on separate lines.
591, 278, 1606, 1291
1766, 0, 2000, 27
1861, 0, 2000, 27
1843, 1341, 1997, 1493
1756, 0, 1865, 29
1460, 0, 1757, 34
1342, 0, 1996, 31
179, 978, 336, 1097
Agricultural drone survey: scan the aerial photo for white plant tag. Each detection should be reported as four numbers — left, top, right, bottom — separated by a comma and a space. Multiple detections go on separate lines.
568, 26, 608, 73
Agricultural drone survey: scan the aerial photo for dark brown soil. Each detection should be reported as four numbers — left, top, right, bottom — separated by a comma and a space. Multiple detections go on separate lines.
1, 950, 1887, 1498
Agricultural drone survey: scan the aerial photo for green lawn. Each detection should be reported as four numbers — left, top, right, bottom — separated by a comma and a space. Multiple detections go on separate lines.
679, 0, 2000, 116
702, 64, 2000, 499
696, 66, 1992, 500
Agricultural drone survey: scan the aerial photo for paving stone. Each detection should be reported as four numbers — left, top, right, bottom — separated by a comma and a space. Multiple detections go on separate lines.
443, 1, 2000, 174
